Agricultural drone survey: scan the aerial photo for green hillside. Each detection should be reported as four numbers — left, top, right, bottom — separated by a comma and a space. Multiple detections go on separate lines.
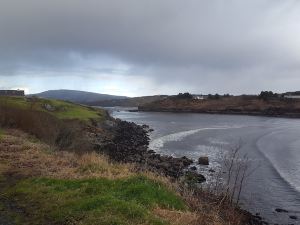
0, 96, 106, 122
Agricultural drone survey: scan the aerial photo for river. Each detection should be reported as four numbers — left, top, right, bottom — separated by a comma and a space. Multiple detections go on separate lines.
110, 108, 300, 224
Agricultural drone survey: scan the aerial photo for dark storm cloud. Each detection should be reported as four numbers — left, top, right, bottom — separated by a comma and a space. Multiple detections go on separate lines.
0, 0, 300, 94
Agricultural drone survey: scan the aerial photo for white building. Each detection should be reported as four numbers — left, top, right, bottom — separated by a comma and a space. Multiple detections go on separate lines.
193, 95, 207, 100
284, 95, 300, 99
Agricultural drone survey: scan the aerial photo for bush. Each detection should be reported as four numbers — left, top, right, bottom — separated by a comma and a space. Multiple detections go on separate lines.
208, 93, 221, 100
175, 92, 193, 99
258, 91, 278, 100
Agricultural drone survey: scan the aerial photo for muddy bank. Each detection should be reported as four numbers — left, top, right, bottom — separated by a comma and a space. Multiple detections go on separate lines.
138, 107, 300, 118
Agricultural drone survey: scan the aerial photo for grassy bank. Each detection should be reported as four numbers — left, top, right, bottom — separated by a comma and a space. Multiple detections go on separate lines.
0, 129, 199, 225
4, 177, 185, 225
0, 96, 106, 121
0, 96, 108, 149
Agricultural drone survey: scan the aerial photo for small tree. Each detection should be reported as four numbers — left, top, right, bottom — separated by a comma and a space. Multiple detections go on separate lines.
176, 92, 193, 99
207, 93, 221, 100
258, 91, 278, 101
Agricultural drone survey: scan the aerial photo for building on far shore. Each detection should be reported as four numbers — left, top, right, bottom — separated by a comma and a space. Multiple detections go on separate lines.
0, 90, 25, 96
283, 91, 300, 99
193, 95, 208, 100
284, 95, 300, 99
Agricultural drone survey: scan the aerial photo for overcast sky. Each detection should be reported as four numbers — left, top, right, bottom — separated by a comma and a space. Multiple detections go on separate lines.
0, 0, 300, 96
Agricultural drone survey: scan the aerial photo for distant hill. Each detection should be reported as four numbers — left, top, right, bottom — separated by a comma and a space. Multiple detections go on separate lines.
30, 90, 128, 104
88, 95, 168, 107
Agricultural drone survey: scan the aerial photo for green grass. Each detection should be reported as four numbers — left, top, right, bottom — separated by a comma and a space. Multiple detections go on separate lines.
0, 96, 106, 122
4, 175, 186, 225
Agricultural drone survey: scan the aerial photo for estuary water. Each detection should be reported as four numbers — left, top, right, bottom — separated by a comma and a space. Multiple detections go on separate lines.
110, 108, 300, 224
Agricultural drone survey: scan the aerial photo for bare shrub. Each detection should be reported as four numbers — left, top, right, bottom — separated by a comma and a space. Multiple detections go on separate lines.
205, 141, 259, 207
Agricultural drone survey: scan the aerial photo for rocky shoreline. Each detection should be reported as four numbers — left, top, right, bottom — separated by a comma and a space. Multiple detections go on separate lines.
88, 118, 269, 225
95, 119, 200, 180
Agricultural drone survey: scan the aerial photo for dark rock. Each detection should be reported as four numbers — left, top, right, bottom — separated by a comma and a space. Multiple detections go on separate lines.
44, 103, 55, 111
184, 171, 206, 184
104, 120, 115, 127
208, 169, 215, 173
198, 156, 209, 165
240, 209, 270, 225
181, 156, 193, 166
254, 215, 262, 221
275, 208, 288, 213
141, 124, 149, 129
289, 215, 297, 220
190, 166, 197, 171
95, 119, 194, 179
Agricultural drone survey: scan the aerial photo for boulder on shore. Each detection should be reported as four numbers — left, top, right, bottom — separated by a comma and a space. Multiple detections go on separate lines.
198, 156, 209, 165
190, 166, 197, 171
289, 215, 297, 220
184, 171, 206, 184
275, 208, 288, 213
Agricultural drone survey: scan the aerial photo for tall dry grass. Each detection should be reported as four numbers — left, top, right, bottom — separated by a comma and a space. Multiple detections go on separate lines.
0, 105, 92, 150
0, 129, 134, 180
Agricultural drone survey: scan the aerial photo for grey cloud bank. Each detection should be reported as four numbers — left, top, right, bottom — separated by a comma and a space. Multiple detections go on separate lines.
0, 0, 300, 95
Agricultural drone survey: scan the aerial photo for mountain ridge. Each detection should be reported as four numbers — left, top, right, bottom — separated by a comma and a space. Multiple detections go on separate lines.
88, 95, 168, 107
30, 89, 128, 103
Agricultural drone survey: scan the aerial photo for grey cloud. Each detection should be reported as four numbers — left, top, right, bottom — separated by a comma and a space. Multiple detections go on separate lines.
0, 0, 300, 93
